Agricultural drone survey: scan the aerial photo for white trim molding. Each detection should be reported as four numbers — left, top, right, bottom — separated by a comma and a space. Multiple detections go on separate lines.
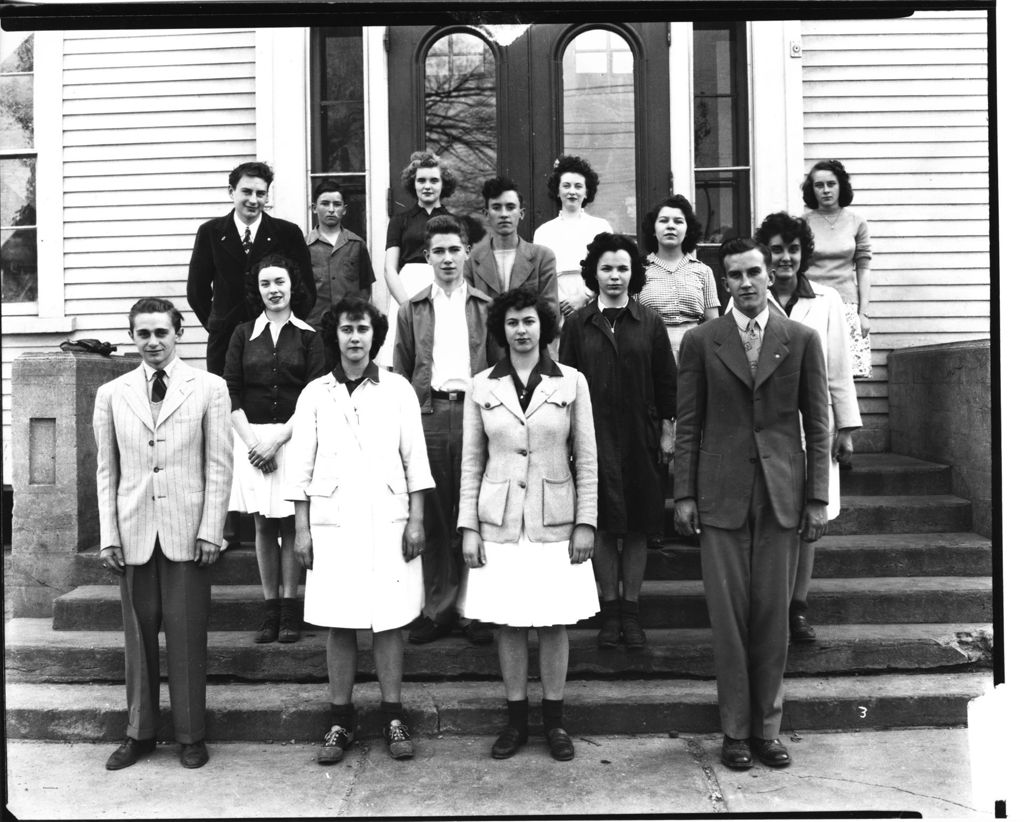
255, 28, 311, 231
668, 21, 694, 197
365, 26, 391, 311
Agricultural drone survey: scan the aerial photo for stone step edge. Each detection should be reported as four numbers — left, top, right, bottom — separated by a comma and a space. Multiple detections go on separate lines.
54, 576, 996, 602
5, 673, 993, 739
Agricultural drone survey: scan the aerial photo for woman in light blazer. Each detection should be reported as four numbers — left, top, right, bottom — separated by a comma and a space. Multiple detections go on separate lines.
459, 287, 599, 762
755, 212, 862, 642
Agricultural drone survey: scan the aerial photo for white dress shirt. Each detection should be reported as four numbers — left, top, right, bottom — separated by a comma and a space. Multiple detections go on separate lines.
430, 281, 472, 393
233, 212, 263, 244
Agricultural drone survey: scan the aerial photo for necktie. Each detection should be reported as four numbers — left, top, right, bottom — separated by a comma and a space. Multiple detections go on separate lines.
242, 227, 252, 256
152, 369, 167, 402
744, 319, 762, 375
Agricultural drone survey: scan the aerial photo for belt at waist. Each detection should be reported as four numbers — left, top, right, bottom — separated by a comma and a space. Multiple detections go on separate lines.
430, 389, 465, 401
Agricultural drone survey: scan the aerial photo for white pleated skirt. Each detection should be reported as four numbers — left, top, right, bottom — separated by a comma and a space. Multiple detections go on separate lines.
228, 424, 295, 519
461, 535, 600, 628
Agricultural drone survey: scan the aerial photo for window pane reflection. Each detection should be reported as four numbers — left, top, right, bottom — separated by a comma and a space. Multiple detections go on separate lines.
694, 168, 749, 308
1, 156, 37, 303
563, 29, 636, 235
425, 32, 497, 216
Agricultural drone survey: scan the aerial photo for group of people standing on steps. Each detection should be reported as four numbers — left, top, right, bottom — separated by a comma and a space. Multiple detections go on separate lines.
94, 152, 870, 773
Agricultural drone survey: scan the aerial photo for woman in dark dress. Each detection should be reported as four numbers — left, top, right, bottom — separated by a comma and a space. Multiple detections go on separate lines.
559, 233, 676, 650
224, 253, 326, 643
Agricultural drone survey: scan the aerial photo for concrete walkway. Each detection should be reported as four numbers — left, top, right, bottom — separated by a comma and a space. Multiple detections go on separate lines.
5, 729, 989, 818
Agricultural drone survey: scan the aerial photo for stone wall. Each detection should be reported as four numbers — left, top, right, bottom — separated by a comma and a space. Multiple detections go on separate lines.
9, 351, 140, 617
888, 340, 992, 537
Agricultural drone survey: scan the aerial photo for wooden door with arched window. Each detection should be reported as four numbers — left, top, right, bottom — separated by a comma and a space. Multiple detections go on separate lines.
386, 23, 671, 242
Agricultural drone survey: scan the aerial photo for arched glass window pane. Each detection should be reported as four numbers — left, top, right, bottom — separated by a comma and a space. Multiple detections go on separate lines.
425, 32, 497, 216
562, 29, 636, 235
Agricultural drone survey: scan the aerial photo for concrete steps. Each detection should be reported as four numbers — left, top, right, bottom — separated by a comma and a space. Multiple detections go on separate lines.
5, 618, 992, 683
8, 451, 994, 740
50, 576, 993, 631
4, 673, 993, 741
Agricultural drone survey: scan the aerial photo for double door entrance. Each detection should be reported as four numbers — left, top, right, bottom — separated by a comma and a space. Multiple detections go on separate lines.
386, 23, 672, 240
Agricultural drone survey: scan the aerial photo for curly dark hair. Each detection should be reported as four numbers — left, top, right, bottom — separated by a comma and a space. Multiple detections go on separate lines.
580, 233, 646, 295
245, 253, 312, 318
719, 237, 772, 271
486, 287, 559, 351
546, 154, 600, 208
400, 151, 458, 200
640, 194, 703, 256
229, 161, 273, 189
801, 159, 854, 209
754, 212, 816, 277
319, 295, 389, 365
481, 176, 523, 208
424, 213, 468, 247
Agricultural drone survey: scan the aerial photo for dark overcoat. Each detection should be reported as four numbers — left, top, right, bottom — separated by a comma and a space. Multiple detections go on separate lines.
559, 298, 676, 535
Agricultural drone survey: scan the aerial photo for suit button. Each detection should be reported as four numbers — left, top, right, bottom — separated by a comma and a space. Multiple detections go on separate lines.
754, 426, 762, 433
518, 481, 526, 489
148, 440, 154, 446
749, 457, 757, 463
517, 449, 527, 456
154, 467, 161, 472
152, 496, 156, 501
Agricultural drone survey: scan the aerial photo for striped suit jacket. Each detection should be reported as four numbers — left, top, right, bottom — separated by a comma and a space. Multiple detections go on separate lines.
94, 359, 233, 564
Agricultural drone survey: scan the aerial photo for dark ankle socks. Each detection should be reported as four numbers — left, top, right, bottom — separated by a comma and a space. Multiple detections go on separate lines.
541, 698, 564, 733
507, 699, 529, 735
330, 702, 355, 729
380, 701, 404, 725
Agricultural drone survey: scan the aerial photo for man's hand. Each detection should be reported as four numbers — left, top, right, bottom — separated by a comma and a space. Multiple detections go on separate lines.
294, 526, 314, 570
402, 517, 426, 562
833, 428, 855, 464
800, 500, 828, 543
569, 524, 595, 564
674, 498, 700, 536
194, 539, 220, 567
100, 546, 126, 575
658, 420, 675, 465
462, 529, 486, 569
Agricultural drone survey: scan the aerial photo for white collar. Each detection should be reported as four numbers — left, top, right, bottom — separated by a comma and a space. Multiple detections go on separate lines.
142, 355, 180, 382
234, 212, 262, 239
732, 304, 771, 333
250, 312, 316, 341
431, 280, 467, 301
597, 295, 629, 312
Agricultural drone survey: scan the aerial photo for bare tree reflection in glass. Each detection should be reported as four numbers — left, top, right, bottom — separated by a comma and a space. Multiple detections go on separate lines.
424, 32, 497, 217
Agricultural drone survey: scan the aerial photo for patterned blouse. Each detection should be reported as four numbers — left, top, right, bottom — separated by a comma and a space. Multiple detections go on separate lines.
637, 253, 720, 325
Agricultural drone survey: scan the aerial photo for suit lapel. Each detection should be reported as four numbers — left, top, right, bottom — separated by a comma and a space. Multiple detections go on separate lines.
488, 377, 527, 423
714, 313, 755, 388
523, 374, 557, 419
123, 366, 156, 431
155, 363, 197, 429
216, 212, 247, 265
508, 242, 532, 291
252, 214, 275, 257
473, 242, 505, 294
753, 315, 791, 390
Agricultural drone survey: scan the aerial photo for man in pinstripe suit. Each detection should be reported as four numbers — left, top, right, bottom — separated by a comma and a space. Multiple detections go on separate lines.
94, 297, 233, 771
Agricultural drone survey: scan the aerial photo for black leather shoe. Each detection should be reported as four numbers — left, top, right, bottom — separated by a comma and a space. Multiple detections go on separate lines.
752, 737, 791, 767
180, 740, 209, 769
790, 613, 817, 643
545, 727, 574, 761
720, 736, 753, 770
408, 618, 453, 644
490, 726, 527, 759
105, 737, 156, 770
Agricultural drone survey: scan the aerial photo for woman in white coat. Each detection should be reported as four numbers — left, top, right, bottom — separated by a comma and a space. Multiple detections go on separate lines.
755, 212, 862, 643
287, 295, 434, 763
459, 287, 599, 762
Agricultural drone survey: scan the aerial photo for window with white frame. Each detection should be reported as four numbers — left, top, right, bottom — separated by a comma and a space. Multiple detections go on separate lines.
1, 32, 36, 311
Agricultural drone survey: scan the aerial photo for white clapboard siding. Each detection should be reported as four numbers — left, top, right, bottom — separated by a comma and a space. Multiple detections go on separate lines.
801, 10, 990, 450
1, 29, 256, 483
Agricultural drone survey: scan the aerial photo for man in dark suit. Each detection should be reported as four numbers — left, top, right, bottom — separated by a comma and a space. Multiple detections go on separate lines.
464, 177, 559, 324
673, 237, 830, 770
187, 161, 315, 376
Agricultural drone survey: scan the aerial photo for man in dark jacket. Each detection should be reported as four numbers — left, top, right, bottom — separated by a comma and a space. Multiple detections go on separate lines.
187, 161, 315, 376
674, 237, 830, 771
393, 214, 496, 645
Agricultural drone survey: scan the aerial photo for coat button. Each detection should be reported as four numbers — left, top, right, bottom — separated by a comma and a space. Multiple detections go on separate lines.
148, 440, 154, 446
154, 467, 161, 472
749, 457, 757, 463
518, 481, 526, 488
517, 449, 527, 456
